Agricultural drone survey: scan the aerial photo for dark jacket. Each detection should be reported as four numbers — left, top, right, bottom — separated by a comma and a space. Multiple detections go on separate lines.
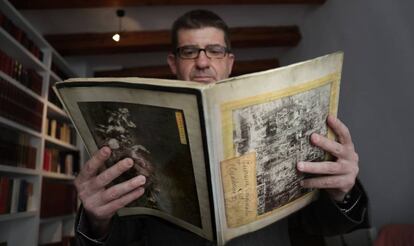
75, 183, 369, 246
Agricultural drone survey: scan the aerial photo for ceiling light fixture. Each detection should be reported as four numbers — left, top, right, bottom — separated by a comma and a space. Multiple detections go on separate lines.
112, 9, 125, 42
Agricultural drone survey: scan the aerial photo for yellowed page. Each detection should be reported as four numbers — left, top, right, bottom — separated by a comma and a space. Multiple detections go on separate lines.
221, 152, 257, 227
204, 52, 343, 245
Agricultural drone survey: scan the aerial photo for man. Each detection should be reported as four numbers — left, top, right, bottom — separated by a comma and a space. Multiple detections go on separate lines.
75, 9, 368, 246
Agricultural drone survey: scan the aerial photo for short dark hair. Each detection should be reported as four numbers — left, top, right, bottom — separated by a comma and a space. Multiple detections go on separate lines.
171, 9, 231, 51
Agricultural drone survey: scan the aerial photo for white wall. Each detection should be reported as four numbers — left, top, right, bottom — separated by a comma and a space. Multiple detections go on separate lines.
281, 0, 414, 229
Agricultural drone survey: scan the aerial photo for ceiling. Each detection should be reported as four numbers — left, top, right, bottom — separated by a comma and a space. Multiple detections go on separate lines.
10, 0, 327, 77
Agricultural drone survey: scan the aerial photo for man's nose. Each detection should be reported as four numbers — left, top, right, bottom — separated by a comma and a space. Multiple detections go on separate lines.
195, 50, 211, 68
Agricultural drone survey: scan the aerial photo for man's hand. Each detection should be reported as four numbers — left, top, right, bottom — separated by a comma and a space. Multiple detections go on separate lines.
297, 115, 359, 202
74, 146, 146, 236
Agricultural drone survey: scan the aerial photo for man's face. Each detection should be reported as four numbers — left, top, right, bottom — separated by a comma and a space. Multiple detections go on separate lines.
167, 27, 234, 84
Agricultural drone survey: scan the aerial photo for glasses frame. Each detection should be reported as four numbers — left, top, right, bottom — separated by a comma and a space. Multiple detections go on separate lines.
174, 45, 231, 60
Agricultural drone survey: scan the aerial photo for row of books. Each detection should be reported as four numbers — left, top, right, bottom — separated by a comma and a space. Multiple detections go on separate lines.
0, 10, 43, 60
0, 49, 43, 95
0, 78, 43, 132
45, 118, 77, 145
45, 118, 76, 144
40, 178, 77, 218
43, 148, 79, 176
0, 124, 37, 169
0, 176, 34, 215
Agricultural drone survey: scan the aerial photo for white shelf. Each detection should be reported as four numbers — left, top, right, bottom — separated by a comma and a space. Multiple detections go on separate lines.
42, 171, 75, 180
0, 115, 42, 138
0, 211, 37, 222
45, 135, 78, 151
0, 28, 47, 72
0, 1, 81, 245
40, 213, 76, 224
47, 101, 68, 119
39, 215, 76, 243
0, 165, 38, 176
38, 220, 63, 245
0, 1, 49, 49
0, 71, 45, 103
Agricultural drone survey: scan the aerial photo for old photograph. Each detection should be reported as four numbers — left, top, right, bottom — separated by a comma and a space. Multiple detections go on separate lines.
232, 84, 331, 215
78, 101, 202, 227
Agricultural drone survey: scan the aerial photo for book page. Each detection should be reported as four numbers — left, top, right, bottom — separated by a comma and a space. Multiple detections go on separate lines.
204, 52, 342, 245
221, 152, 257, 227
54, 82, 214, 241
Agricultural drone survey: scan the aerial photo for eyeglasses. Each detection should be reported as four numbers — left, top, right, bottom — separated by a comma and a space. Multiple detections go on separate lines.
175, 45, 230, 59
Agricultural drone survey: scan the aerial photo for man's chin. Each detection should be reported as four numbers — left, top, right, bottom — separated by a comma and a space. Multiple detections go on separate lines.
191, 76, 216, 84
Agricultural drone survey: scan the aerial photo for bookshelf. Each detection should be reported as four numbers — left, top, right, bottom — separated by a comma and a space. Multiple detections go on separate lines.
0, 1, 82, 245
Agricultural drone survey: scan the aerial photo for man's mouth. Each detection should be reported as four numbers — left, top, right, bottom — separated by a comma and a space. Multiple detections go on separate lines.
192, 76, 216, 83
191, 74, 216, 83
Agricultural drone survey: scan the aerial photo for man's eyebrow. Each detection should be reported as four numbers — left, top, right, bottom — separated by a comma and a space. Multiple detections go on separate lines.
179, 45, 198, 48
206, 43, 225, 47
179, 43, 225, 48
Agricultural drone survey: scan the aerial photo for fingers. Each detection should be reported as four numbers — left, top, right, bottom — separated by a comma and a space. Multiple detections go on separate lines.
77, 157, 138, 202
297, 161, 348, 175
101, 175, 146, 203
300, 116, 360, 201
93, 187, 146, 220
327, 115, 352, 145
311, 133, 348, 159
93, 158, 134, 189
78, 147, 111, 183
74, 146, 149, 223
81, 174, 146, 221
311, 115, 356, 158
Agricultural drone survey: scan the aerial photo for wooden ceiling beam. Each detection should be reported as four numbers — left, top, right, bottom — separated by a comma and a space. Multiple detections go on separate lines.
45, 26, 301, 56
11, 0, 326, 9
94, 58, 280, 78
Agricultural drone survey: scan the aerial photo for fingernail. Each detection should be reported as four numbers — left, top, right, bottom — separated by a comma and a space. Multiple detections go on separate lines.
139, 175, 146, 184
133, 175, 146, 186
300, 180, 305, 186
101, 147, 110, 156
297, 162, 304, 170
312, 134, 319, 142
125, 158, 133, 167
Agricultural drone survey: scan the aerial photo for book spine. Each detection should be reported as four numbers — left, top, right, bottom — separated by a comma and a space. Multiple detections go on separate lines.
0, 124, 37, 169
17, 179, 27, 212
50, 119, 57, 138
43, 149, 51, 171
0, 77, 44, 132
10, 178, 21, 213
0, 177, 10, 214
0, 51, 43, 96
26, 182, 33, 211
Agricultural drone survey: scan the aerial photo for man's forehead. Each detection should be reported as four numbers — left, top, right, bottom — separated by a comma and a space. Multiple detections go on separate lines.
177, 27, 226, 47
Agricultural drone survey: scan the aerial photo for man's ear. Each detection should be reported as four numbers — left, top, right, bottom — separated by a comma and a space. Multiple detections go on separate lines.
227, 53, 235, 77
167, 53, 177, 75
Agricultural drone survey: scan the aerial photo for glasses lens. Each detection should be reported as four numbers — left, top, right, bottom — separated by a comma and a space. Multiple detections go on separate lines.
206, 45, 227, 58
176, 45, 228, 59
178, 46, 199, 59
